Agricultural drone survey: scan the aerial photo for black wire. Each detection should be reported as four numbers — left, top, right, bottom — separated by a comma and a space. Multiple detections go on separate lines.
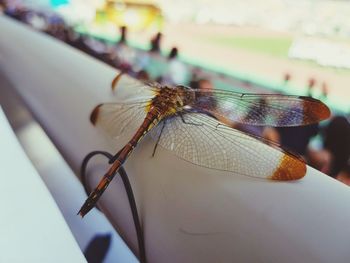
118, 166, 146, 263
80, 150, 146, 263
80, 151, 113, 201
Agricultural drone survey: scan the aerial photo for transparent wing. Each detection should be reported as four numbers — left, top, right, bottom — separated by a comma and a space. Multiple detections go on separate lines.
190, 89, 330, 127
111, 72, 160, 102
150, 112, 306, 180
90, 101, 151, 140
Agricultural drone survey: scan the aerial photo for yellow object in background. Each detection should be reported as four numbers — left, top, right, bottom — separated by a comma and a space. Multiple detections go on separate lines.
95, 0, 163, 31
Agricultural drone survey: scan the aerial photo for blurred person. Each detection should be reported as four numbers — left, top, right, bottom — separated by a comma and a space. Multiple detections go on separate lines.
132, 50, 150, 73
82, 34, 108, 55
115, 43, 135, 73
308, 116, 350, 177
307, 148, 332, 174
189, 79, 199, 90
0, 0, 6, 13
118, 26, 127, 45
192, 78, 218, 118
283, 72, 291, 87
71, 34, 90, 54
162, 47, 188, 85
306, 77, 316, 97
150, 32, 162, 53
234, 98, 280, 143
323, 116, 350, 177
234, 98, 267, 138
107, 30, 135, 72
44, 16, 67, 41
65, 27, 80, 46
6, 6, 28, 21
136, 70, 150, 82
284, 72, 291, 82
277, 124, 319, 156
193, 78, 243, 126
276, 104, 319, 156
189, 69, 203, 89
336, 159, 350, 186
27, 11, 47, 31
321, 82, 328, 99
262, 127, 281, 144
198, 78, 213, 91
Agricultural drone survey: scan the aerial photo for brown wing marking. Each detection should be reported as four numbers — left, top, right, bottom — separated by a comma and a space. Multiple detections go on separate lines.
301, 96, 331, 125
270, 153, 306, 180
90, 104, 103, 125
111, 72, 124, 91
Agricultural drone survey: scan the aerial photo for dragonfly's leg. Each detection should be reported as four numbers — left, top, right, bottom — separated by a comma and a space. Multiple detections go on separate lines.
152, 120, 167, 157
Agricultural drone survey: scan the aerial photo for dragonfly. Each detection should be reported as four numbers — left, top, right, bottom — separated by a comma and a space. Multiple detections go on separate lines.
78, 73, 330, 217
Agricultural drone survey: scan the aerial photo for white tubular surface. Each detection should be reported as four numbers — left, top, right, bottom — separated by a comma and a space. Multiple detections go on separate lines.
0, 107, 86, 263
1, 15, 350, 263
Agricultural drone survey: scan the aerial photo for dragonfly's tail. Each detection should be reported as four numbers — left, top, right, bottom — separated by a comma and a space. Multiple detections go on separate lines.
79, 147, 125, 217
78, 173, 115, 217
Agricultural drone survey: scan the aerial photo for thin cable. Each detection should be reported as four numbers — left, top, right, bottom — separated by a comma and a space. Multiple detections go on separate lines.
80, 151, 146, 263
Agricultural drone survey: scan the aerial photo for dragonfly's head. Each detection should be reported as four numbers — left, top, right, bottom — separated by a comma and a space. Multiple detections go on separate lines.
175, 85, 196, 107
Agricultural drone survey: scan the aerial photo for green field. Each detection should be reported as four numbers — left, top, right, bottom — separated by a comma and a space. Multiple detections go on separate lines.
204, 35, 350, 76
204, 36, 293, 58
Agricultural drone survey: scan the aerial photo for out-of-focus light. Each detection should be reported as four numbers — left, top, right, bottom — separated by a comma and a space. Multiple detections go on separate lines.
123, 10, 140, 26
92, 1, 163, 31
196, 8, 211, 24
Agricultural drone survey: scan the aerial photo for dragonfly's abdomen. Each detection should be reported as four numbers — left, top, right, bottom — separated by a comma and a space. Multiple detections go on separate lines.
107, 109, 159, 175
80, 91, 183, 217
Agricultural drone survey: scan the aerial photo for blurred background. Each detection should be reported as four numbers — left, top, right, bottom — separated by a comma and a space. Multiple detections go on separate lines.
1, 0, 349, 182
2, 0, 350, 184
6, 0, 350, 107
1, 0, 350, 261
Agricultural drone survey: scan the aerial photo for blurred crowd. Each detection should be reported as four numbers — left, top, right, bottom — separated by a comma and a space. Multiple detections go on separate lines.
161, 0, 350, 38
1, 1, 349, 184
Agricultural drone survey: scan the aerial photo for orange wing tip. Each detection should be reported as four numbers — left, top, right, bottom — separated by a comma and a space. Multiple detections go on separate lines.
269, 155, 307, 181
301, 96, 331, 123
90, 104, 103, 125
111, 72, 124, 91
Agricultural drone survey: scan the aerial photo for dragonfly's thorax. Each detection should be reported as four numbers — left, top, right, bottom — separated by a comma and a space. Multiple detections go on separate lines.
151, 86, 193, 117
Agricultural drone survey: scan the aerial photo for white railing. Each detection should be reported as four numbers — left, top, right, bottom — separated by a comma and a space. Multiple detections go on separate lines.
2, 15, 350, 263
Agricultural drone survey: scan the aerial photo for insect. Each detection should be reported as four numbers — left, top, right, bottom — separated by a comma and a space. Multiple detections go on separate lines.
78, 73, 330, 217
